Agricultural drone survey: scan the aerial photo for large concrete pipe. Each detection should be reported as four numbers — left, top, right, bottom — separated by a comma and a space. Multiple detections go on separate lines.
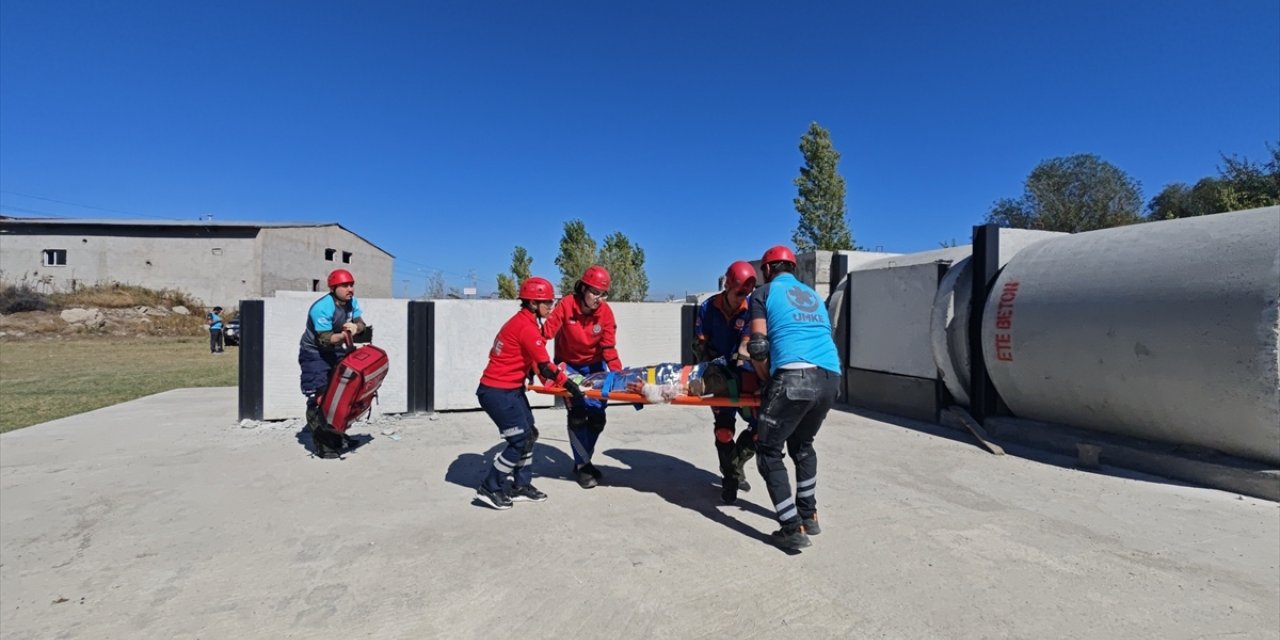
929, 229, 1064, 407
980, 206, 1280, 464
931, 257, 976, 405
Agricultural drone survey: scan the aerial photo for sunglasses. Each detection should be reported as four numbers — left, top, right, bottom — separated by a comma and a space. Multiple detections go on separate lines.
585, 287, 608, 299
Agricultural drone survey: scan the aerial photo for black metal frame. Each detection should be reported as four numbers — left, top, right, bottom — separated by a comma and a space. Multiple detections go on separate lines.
237, 300, 264, 421
968, 224, 1002, 423
407, 301, 434, 413
680, 303, 697, 365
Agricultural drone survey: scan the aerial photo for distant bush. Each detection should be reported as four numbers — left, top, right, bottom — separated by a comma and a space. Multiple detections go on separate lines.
0, 285, 53, 314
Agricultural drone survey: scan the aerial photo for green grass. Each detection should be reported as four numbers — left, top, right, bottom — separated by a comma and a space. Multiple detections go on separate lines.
0, 337, 238, 433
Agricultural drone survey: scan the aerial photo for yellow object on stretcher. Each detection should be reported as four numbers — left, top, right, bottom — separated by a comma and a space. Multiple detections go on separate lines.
528, 360, 762, 408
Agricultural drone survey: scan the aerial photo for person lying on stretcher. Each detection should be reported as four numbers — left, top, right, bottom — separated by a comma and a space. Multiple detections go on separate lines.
561, 356, 761, 404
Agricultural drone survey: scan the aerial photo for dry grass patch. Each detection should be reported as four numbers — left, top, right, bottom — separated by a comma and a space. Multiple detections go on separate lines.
0, 337, 237, 433
51, 283, 203, 310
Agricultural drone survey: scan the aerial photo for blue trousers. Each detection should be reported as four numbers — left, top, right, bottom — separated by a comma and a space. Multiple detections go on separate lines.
562, 361, 609, 467
477, 384, 538, 491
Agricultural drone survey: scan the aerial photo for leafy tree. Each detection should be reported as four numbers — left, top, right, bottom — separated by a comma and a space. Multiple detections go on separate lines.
1147, 144, 1280, 220
554, 219, 597, 295
1146, 179, 1224, 220
1214, 145, 1280, 211
597, 232, 649, 302
987, 154, 1143, 232
793, 121, 854, 251
495, 245, 533, 299
553, 220, 651, 301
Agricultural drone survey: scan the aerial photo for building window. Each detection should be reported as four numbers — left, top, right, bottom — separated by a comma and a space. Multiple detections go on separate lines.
342, 251, 352, 264
43, 249, 67, 266
325, 248, 336, 261
312, 279, 320, 291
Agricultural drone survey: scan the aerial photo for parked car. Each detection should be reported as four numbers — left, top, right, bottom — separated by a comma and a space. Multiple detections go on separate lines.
223, 319, 241, 346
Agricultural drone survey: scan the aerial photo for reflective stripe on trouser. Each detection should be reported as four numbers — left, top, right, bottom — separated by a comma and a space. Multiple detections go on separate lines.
567, 424, 601, 467
564, 361, 608, 466
477, 384, 538, 491
754, 367, 839, 525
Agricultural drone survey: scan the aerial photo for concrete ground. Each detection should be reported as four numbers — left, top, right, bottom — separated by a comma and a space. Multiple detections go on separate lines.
1, 388, 1277, 640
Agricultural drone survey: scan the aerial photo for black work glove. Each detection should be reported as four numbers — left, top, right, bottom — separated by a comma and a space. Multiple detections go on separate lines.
562, 378, 587, 404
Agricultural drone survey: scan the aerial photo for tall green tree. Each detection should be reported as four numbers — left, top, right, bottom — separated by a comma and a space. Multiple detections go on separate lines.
597, 232, 649, 302
987, 154, 1143, 232
495, 245, 533, 299
1147, 144, 1280, 220
554, 219, 597, 296
793, 121, 854, 251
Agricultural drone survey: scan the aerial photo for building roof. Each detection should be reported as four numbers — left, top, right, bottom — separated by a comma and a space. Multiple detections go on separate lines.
0, 217, 393, 258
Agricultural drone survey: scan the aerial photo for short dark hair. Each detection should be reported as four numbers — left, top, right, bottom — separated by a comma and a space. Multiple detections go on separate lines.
767, 261, 795, 274
213, 306, 223, 312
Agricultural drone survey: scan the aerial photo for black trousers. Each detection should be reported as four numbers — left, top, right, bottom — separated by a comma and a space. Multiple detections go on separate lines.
209, 328, 224, 353
755, 367, 840, 526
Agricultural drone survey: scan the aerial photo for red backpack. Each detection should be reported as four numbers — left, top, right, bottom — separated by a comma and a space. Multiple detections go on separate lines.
319, 344, 390, 434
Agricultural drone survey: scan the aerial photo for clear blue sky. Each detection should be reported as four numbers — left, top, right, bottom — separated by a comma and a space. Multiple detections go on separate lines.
2, 1, 1277, 300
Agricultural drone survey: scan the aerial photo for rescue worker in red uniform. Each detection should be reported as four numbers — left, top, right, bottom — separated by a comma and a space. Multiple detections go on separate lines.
475, 277, 586, 510
541, 265, 623, 489
693, 260, 761, 504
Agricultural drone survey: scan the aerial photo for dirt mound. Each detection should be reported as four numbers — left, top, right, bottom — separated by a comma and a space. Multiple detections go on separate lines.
0, 306, 207, 339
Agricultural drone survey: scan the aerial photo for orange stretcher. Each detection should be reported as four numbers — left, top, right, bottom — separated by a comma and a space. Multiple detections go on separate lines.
528, 385, 761, 408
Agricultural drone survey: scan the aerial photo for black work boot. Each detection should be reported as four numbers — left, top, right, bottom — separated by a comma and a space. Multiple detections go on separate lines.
507, 485, 548, 503
801, 513, 821, 535
575, 466, 598, 489
720, 476, 740, 505
769, 522, 812, 550
475, 486, 513, 510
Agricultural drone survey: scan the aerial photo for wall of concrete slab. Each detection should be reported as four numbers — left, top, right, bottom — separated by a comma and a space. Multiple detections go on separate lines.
251, 295, 686, 418
260, 292, 409, 420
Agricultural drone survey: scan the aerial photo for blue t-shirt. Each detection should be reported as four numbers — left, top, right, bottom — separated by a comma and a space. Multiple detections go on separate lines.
208, 312, 223, 330
695, 292, 750, 362
298, 294, 363, 356
748, 273, 840, 375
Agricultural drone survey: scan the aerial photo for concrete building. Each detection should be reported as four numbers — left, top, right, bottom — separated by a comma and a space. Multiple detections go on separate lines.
0, 218, 393, 307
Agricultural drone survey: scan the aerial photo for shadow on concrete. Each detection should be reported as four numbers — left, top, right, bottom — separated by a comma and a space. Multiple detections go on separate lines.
600, 448, 793, 551
444, 442, 577, 490
293, 428, 374, 460
838, 405, 1278, 500
837, 405, 978, 449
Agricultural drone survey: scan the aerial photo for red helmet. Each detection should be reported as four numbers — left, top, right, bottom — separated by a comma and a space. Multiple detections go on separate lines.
327, 269, 355, 288
580, 265, 611, 291
761, 245, 797, 266
518, 276, 555, 302
724, 261, 757, 293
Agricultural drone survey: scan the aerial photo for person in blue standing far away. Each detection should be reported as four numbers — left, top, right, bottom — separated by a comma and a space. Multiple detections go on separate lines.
207, 306, 225, 354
